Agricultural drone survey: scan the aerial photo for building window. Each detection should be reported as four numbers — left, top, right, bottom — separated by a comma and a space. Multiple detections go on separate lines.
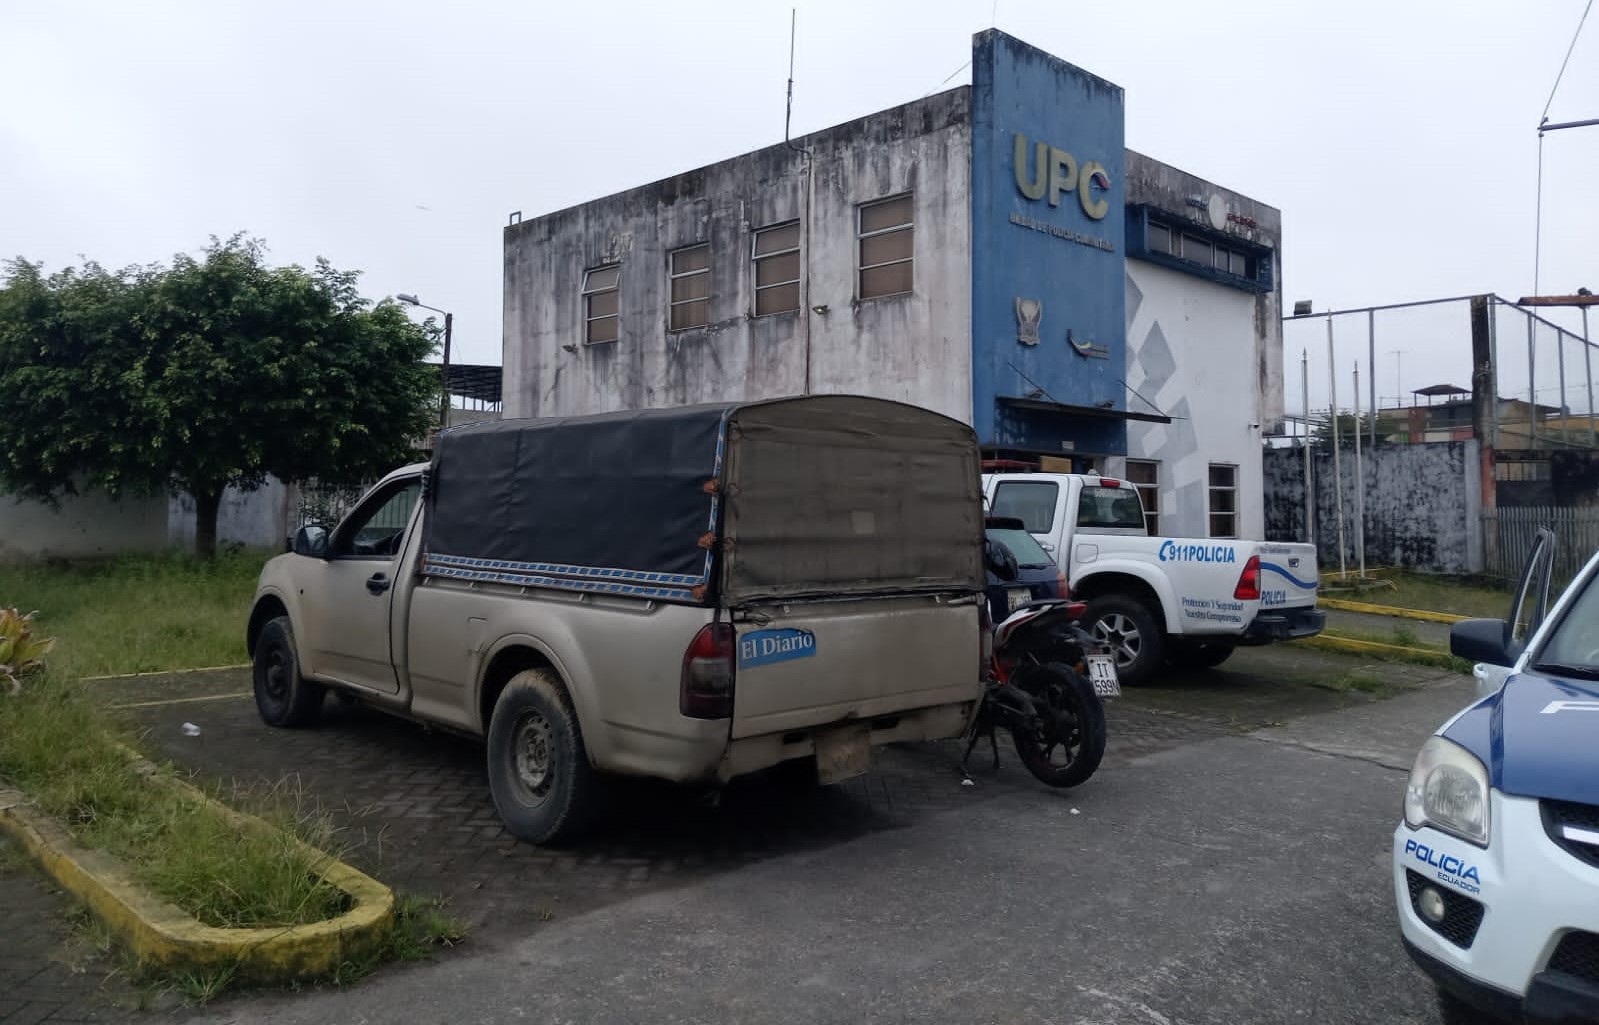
1135, 209, 1267, 293
668, 244, 710, 331
752, 223, 800, 316
1125, 460, 1160, 535
857, 194, 913, 299
582, 265, 620, 345
1208, 464, 1238, 538
990, 480, 1058, 534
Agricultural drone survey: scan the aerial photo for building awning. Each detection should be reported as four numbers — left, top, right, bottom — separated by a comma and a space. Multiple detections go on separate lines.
429, 362, 503, 405
997, 396, 1172, 424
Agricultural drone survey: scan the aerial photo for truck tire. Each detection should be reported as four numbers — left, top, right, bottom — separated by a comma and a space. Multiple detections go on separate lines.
252, 616, 325, 727
486, 669, 599, 846
1168, 639, 1236, 671
1082, 595, 1165, 687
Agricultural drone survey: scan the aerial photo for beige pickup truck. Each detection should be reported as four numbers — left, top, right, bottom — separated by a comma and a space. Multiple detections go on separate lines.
246, 396, 985, 844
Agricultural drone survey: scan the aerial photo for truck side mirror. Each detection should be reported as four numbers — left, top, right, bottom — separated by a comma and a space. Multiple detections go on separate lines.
1450, 618, 1512, 668
293, 524, 330, 559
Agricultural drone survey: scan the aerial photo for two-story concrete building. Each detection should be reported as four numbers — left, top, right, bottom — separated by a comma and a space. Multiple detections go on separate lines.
502, 29, 1283, 539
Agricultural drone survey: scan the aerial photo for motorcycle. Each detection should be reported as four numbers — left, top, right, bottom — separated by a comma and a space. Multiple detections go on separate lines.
963, 598, 1117, 788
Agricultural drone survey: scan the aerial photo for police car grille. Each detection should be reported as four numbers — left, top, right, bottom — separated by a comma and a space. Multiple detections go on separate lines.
1404, 869, 1485, 949
1540, 800, 1599, 869
1549, 931, 1599, 983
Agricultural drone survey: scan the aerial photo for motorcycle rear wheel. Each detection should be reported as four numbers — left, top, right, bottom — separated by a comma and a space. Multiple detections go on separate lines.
1009, 663, 1107, 788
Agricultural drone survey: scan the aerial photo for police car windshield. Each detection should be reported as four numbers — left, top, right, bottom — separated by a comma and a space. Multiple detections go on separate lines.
1533, 572, 1599, 674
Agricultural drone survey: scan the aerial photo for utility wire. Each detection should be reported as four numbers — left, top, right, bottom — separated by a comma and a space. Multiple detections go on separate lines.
1534, 0, 1594, 293
1542, 0, 1594, 122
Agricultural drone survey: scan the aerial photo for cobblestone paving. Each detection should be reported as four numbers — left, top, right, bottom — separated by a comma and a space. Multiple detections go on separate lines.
113, 686, 1230, 943
0, 837, 165, 1024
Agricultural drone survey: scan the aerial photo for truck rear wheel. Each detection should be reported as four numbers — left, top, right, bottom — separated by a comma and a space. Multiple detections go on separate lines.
252, 616, 324, 727
486, 669, 598, 846
1082, 595, 1165, 687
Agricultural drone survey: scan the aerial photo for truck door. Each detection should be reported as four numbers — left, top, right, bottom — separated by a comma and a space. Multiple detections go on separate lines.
296, 474, 423, 694
988, 477, 1069, 565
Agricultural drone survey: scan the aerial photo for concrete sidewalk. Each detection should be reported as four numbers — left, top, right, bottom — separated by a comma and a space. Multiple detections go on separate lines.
1323, 607, 1456, 649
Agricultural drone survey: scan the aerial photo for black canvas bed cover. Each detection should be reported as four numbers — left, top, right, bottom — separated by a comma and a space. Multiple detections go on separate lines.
421, 394, 983, 605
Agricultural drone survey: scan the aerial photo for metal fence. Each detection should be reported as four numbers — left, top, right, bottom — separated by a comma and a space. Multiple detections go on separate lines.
1483, 506, 1599, 585
287, 479, 375, 534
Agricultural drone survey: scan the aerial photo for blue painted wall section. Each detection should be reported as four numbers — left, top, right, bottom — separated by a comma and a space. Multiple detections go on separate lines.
970, 30, 1127, 457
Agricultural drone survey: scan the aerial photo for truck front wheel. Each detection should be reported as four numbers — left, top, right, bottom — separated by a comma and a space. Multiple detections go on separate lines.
252, 616, 324, 727
1082, 595, 1165, 687
486, 669, 599, 846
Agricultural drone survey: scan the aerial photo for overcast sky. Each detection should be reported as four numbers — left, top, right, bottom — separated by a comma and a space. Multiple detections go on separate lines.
3, 0, 1595, 411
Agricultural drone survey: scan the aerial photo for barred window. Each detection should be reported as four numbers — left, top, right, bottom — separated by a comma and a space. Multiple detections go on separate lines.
753, 222, 801, 316
582, 265, 620, 345
857, 194, 913, 299
668, 244, 710, 331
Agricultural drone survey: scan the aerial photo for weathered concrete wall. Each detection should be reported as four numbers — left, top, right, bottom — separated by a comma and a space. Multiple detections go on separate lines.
168, 477, 292, 552
0, 490, 168, 563
1264, 441, 1482, 573
1123, 150, 1284, 434
503, 89, 973, 425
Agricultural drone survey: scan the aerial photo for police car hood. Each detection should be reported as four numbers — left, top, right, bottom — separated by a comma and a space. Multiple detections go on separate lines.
1444, 669, 1599, 805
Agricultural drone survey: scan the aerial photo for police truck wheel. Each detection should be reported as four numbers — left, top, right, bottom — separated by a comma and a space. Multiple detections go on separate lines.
1083, 595, 1165, 687
486, 669, 598, 846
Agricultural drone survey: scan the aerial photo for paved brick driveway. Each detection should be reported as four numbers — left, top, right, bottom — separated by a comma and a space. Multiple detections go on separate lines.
0, 645, 1450, 1022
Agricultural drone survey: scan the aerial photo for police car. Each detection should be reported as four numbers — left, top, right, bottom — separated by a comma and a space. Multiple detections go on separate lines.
1395, 529, 1599, 1023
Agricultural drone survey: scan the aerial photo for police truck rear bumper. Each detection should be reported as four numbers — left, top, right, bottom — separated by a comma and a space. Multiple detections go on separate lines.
1240, 607, 1324, 644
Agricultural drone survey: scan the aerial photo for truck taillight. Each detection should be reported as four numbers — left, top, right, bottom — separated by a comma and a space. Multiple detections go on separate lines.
1098, 478, 1121, 489
1234, 555, 1262, 600
681, 623, 735, 719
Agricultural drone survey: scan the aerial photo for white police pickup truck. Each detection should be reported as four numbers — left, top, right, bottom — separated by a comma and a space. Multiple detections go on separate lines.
981, 470, 1322, 685
1396, 528, 1599, 1024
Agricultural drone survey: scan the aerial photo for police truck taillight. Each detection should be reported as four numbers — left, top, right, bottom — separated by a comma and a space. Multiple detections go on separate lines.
681, 622, 736, 719
1233, 555, 1262, 600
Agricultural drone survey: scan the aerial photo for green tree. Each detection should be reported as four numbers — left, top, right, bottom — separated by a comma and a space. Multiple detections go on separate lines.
0, 236, 438, 557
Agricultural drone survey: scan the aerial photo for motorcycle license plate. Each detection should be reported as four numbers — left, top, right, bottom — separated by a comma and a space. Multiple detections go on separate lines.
1086, 653, 1121, 697
1006, 588, 1032, 611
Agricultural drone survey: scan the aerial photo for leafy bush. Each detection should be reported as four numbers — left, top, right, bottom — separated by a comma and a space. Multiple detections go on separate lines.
0, 607, 55, 695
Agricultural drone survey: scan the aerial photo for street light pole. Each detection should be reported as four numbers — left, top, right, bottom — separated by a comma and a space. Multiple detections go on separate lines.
397, 293, 452, 432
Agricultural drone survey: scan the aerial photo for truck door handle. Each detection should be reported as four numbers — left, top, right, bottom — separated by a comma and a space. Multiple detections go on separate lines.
366, 572, 391, 595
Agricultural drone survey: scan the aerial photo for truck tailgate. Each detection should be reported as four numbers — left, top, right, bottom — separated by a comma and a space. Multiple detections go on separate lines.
1258, 543, 1319, 609
731, 595, 980, 740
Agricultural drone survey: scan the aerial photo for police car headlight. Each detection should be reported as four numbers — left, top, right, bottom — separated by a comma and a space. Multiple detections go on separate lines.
1404, 737, 1490, 846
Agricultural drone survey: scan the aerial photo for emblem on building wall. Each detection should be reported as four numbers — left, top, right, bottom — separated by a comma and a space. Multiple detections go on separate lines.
1016, 298, 1042, 346
1068, 328, 1109, 360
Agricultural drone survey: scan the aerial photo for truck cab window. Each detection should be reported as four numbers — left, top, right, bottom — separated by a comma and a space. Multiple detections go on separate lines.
332, 479, 423, 558
991, 481, 1058, 534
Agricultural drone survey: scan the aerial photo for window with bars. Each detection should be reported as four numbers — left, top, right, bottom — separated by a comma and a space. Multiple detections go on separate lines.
858, 194, 913, 299
668, 244, 710, 331
1146, 220, 1257, 280
582, 265, 620, 345
1208, 464, 1238, 538
1124, 459, 1160, 535
752, 222, 801, 316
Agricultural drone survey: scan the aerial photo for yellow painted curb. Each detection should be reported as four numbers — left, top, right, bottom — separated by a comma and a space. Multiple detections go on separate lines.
1318, 597, 1470, 625
1293, 633, 1461, 670
0, 763, 393, 984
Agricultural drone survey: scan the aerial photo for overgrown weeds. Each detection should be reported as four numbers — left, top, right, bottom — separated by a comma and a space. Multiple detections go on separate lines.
0, 673, 344, 929
0, 550, 268, 678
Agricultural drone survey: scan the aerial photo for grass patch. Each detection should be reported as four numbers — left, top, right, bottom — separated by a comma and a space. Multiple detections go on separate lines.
0, 549, 269, 678
0, 673, 345, 929
1324, 569, 1513, 620
1317, 669, 1390, 696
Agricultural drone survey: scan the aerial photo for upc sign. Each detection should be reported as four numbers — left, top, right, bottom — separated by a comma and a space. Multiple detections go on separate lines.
1014, 133, 1111, 221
